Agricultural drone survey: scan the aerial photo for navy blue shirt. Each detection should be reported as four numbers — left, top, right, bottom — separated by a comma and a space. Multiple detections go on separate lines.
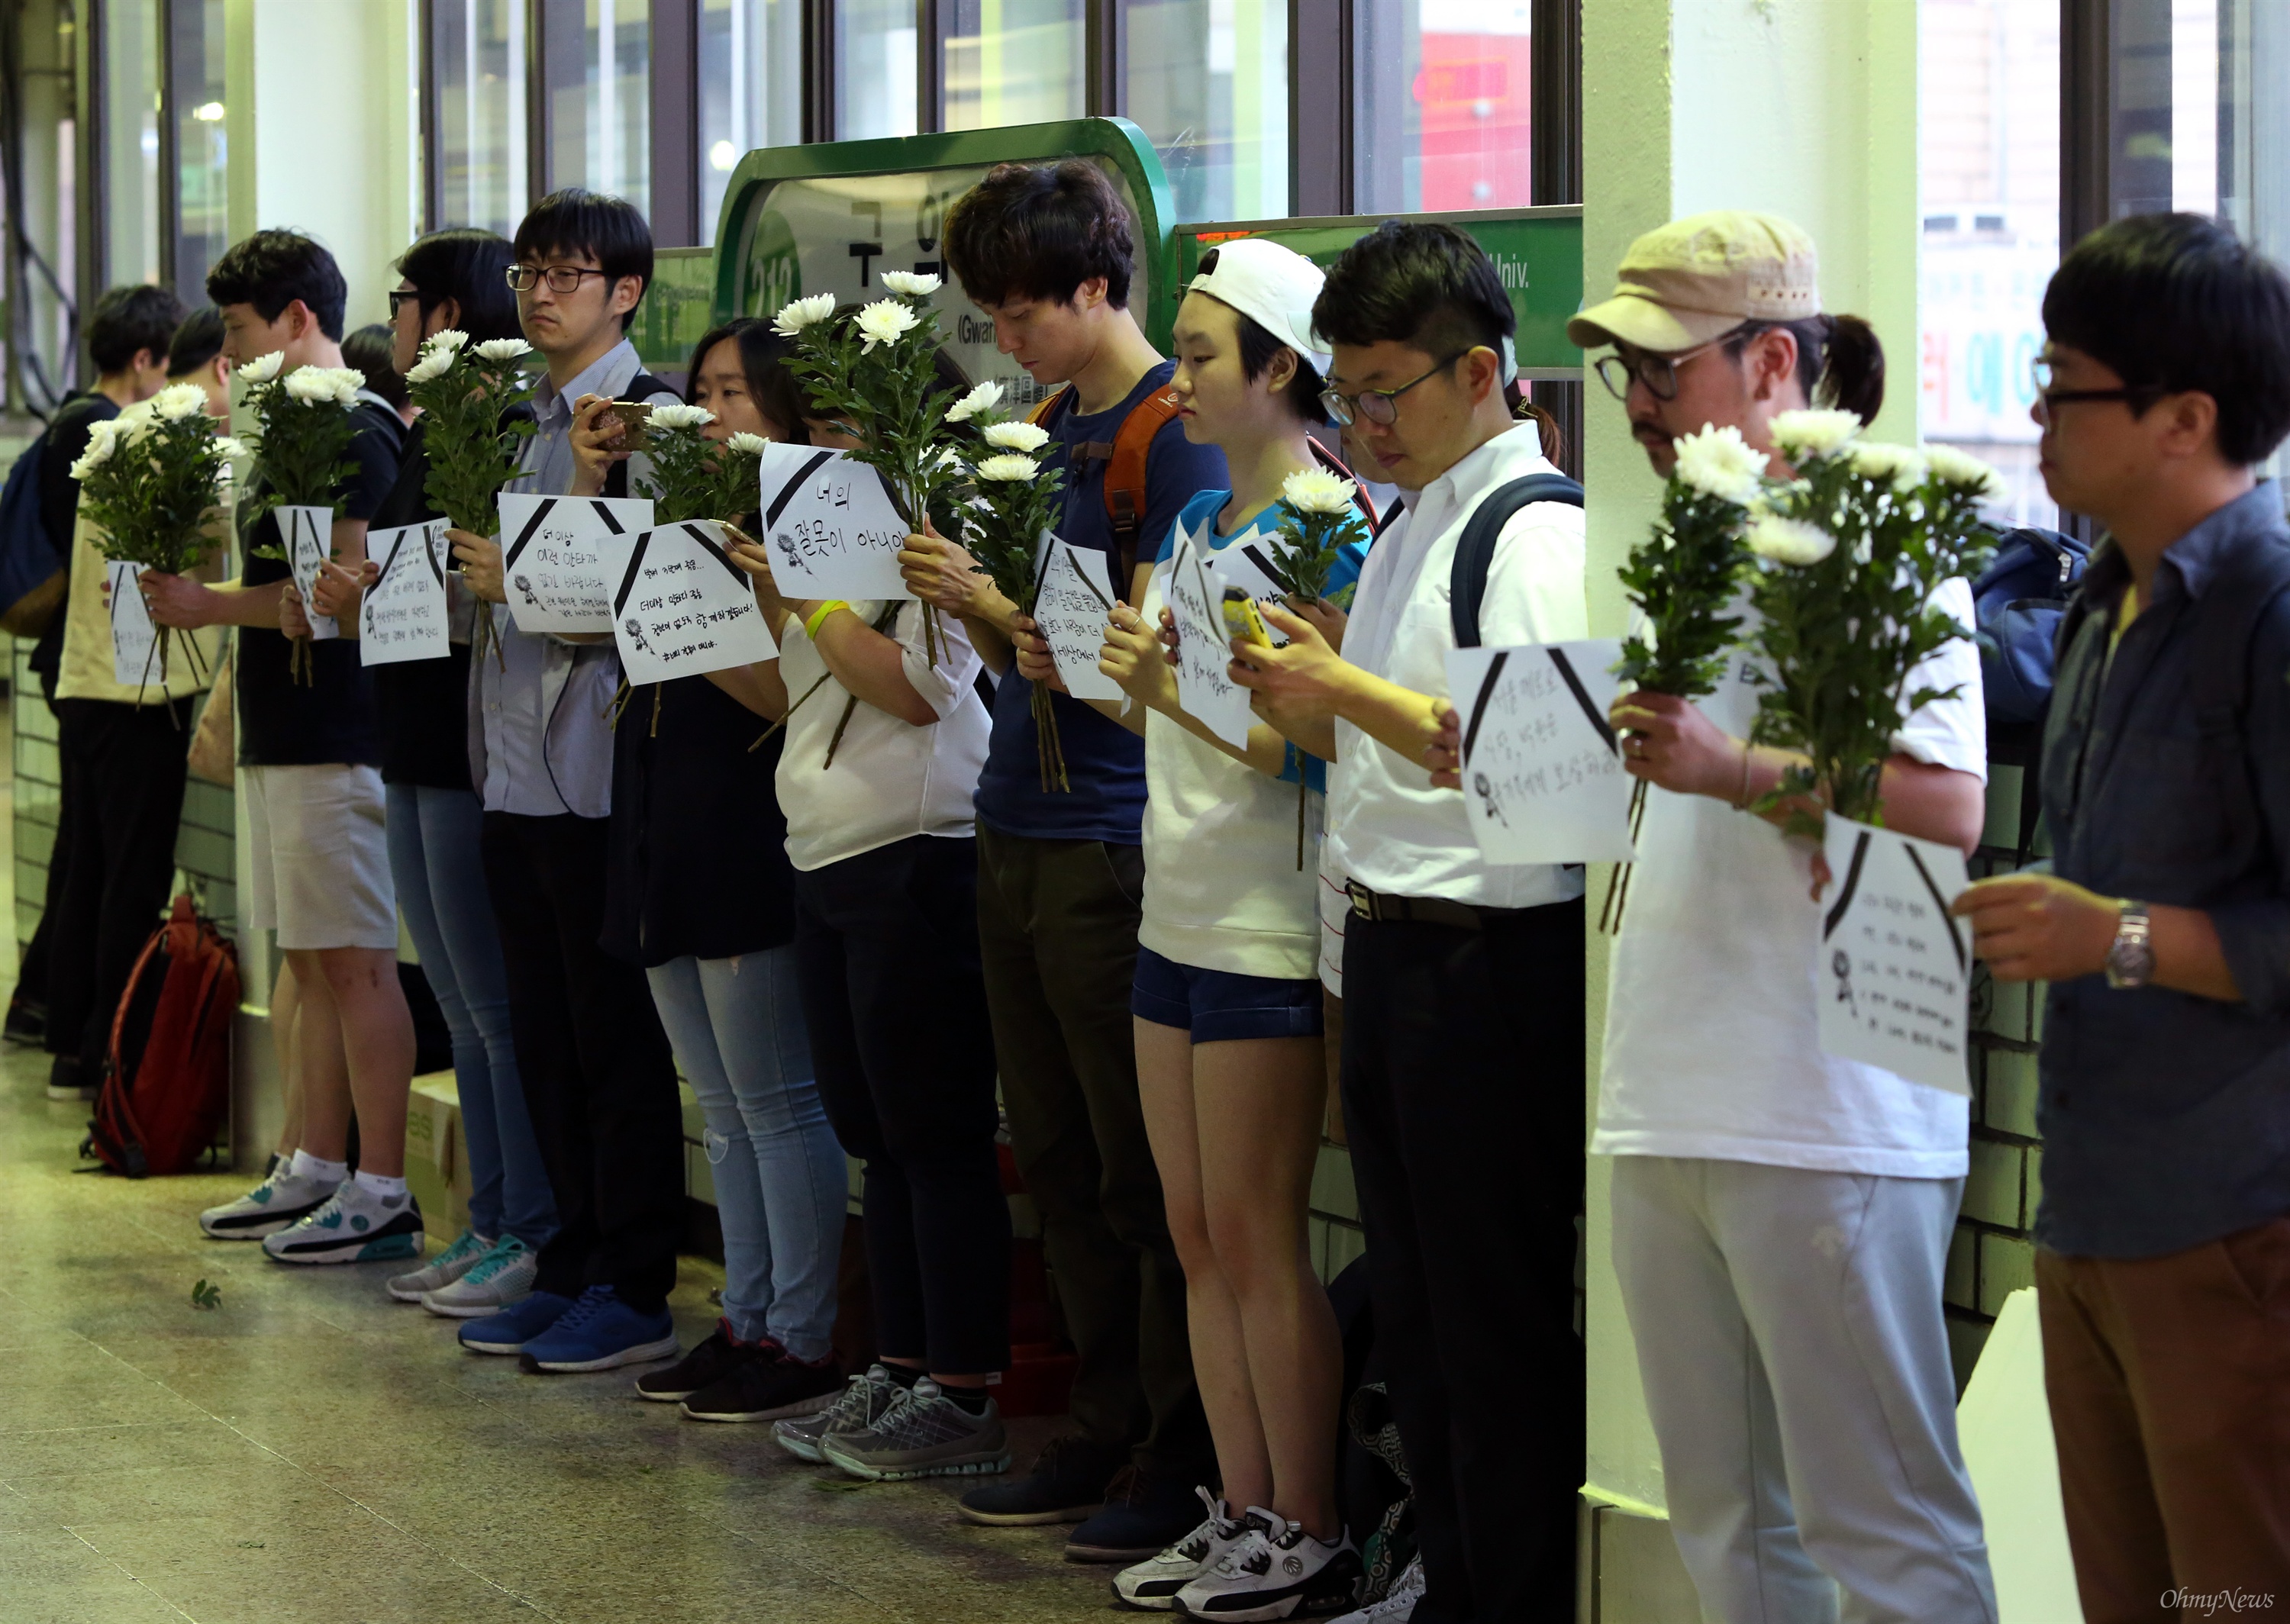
2037, 480, 2290, 1258
972, 361, 1227, 844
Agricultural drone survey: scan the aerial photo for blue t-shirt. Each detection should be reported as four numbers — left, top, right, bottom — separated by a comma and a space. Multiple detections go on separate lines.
1156, 487, 1371, 794
973, 362, 1229, 844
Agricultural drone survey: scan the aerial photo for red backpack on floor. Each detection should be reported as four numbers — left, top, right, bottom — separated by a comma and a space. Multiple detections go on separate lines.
82, 895, 239, 1178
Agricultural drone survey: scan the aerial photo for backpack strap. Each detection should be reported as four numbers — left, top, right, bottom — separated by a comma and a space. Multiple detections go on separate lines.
1447, 473, 1585, 649
602, 371, 677, 500
1308, 437, 1381, 530
1026, 379, 1183, 589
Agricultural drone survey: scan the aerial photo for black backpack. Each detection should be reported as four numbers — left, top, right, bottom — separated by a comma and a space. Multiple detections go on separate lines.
1447, 472, 1586, 648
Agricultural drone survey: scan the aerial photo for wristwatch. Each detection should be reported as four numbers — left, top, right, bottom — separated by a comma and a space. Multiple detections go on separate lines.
2105, 901, 2156, 990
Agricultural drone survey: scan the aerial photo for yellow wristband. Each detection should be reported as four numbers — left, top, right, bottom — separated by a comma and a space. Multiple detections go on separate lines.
803, 600, 848, 640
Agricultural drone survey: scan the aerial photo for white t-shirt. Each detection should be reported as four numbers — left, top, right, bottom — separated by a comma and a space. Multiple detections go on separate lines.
1324, 423, 1589, 909
1592, 578, 1987, 1178
775, 600, 990, 872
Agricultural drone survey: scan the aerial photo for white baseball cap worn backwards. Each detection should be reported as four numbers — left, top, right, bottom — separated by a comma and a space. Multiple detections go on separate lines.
1188, 237, 1333, 376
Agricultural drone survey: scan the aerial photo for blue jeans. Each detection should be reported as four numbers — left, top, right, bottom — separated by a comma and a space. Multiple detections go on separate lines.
647, 949, 845, 1361
386, 782, 557, 1250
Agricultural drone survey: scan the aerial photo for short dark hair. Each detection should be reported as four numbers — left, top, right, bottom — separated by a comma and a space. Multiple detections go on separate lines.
942, 160, 1135, 310
87, 284, 185, 374
2044, 211, 2290, 466
1312, 221, 1514, 368
343, 324, 406, 412
166, 305, 226, 378
205, 229, 350, 339
396, 227, 521, 343
687, 317, 808, 442
513, 189, 653, 330
1192, 253, 1327, 425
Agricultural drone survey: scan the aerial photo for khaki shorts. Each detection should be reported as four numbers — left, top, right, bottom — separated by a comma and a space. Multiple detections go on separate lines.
243, 762, 398, 951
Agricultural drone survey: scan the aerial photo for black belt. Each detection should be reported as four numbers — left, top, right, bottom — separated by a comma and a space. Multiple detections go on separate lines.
1344, 880, 1527, 932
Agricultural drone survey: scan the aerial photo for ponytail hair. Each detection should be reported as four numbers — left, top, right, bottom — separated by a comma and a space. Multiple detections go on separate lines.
1503, 384, 1567, 465
1725, 312, 1886, 425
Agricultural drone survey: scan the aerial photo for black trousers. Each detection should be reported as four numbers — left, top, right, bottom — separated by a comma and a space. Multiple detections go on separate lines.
795, 835, 1009, 1376
1341, 898, 1586, 1624
481, 811, 683, 1313
46, 700, 191, 1076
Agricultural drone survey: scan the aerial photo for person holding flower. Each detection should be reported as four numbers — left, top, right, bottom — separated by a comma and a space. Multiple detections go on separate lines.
1089, 237, 1369, 1616
1574, 211, 1997, 1622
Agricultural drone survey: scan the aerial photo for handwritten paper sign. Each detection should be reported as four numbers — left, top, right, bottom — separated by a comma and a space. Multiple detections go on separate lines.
1164, 528, 1258, 749
1817, 815, 1973, 1094
360, 520, 451, 665
279, 504, 338, 640
1442, 640, 1634, 865
756, 441, 914, 601
1034, 536, 1124, 702
108, 562, 158, 688
602, 519, 779, 685
496, 494, 654, 635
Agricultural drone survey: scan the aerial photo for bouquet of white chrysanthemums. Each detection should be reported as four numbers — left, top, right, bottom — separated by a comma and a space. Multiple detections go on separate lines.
404, 330, 539, 667
1265, 467, 1368, 606
958, 406, 1072, 791
237, 351, 363, 544
635, 404, 769, 525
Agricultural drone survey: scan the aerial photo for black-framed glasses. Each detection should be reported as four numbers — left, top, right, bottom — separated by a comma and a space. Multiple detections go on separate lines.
1321, 351, 1468, 427
387, 289, 422, 320
2029, 354, 2152, 426
506, 263, 610, 294
1592, 334, 1735, 402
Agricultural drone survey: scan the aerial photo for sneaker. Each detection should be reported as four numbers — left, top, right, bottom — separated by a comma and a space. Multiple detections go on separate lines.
681, 1347, 845, 1423
1326, 1556, 1424, 1624
772, 1363, 901, 1463
421, 1235, 539, 1318
262, 1182, 424, 1265
820, 1379, 1011, 1481
635, 1320, 769, 1403
959, 1433, 1127, 1526
459, 1289, 575, 1355
1111, 1489, 1249, 1611
516, 1285, 678, 1374
199, 1163, 340, 1241
5, 992, 45, 1047
387, 1228, 491, 1302
45, 1055, 92, 1102
1173, 1514, 1362, 1622
1071, 1464, 1221, 1564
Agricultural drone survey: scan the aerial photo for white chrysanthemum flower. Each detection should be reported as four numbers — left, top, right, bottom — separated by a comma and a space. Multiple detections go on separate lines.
1769, 408, 1864, 462
115, 401, 158, 440
1846, 440, 1928, 493
214, 436, 250, 461
982, 421, 1050, 453
1745, 511, 1838, 567
151, 382, 211, 422
1924, 443, 2004, 498
1282, 467, 1357, 516
68, 421, 118, 479
854, 299, 919, 353
647, 402, 717, 433
422, 329, 471, 355
284, 368, 353, 407
475, 337, 533, 362
327, 366, 367, 395
771, 293, 837, 337
724, 431, 771, 455
943, 380, 1004, 424
404, 349, 456, 386
881, 271, 943, 298
974, 453, 1041, 483
1670, 423, 1768, 505
237, 350, 285, 385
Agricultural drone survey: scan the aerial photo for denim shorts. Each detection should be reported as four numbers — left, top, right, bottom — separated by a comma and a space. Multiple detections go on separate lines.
1130, 946, 1324, 1043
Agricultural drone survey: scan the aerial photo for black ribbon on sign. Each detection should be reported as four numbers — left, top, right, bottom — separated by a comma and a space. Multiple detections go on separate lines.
680, 521, 753, 586
763, 450, 836, 529
611, 530, 654, 617
1822, 830, 1874, 939
503, 497, 557, 569
1904, 844, 1969, 971
590, 500, 625, 533
421, 521, 448, 586
1547, 646, 1619, 756
1463, 650, 1510, 763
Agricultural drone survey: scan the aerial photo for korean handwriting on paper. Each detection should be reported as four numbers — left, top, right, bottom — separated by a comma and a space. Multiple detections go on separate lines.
1817, 818, 1973, 1095
498, 495, 653, 635
1443, 640, 1634, 865
756, 443, 913, 600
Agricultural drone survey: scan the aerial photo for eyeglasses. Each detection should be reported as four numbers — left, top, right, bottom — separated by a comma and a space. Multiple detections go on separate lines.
2028, 354, 2153, 426
506, 264, 610, 294
1592, 334, 1735, 403
1321, 352, 1468, 427
387, 290, 422, 320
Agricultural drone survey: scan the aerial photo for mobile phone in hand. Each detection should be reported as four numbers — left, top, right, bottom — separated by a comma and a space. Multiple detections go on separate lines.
1221, 587, 1272, 647
598, 400, 653, 440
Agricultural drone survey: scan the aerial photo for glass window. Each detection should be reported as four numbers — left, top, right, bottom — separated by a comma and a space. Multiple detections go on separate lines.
699, 0, 802, 245
941, 1, 1085, 132
102, 0, 163, 286
542, 0, 650, 213
1355, 0, 1533, 214
1123, 0, 1287, 222
431, 0, 529, 237
170, 0, 227, 300
1918, 0, 2060, 527
837, 0, 919, 140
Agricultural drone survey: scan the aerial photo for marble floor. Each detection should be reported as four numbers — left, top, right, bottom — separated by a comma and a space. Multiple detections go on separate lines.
0, 1035, 1110, 1622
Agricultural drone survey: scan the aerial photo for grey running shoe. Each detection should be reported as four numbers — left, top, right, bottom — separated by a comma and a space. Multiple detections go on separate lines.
1326, 1555, 1424, 1624
199, 1165, 340, 1240
773, 1363, 901, 1463
1111, 1488, 1248, 1611
388, 1227, 491, 1302
821, 1379, 1011, 1482
421, 1234, 537, 1318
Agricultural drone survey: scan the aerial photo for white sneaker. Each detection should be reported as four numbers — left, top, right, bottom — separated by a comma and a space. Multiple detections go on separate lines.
198, 1165, 340, 1240
388, 1227, 492, 1301
1326, 1555, 1424, 1623
1172, 1511, 1363, 1622
262, 1181, 424, 1265
421, 1234, 538, 1318
1111, 1487, 1248, 1610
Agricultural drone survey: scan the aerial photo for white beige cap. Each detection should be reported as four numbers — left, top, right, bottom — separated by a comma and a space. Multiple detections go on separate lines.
1189, 237, 1332, 375
1568, 210, 1822, 353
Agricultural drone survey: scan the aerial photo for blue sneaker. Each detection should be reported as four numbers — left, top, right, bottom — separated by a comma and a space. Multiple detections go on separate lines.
459, 1289, 575, 1356
517, 1285, 679, 1374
